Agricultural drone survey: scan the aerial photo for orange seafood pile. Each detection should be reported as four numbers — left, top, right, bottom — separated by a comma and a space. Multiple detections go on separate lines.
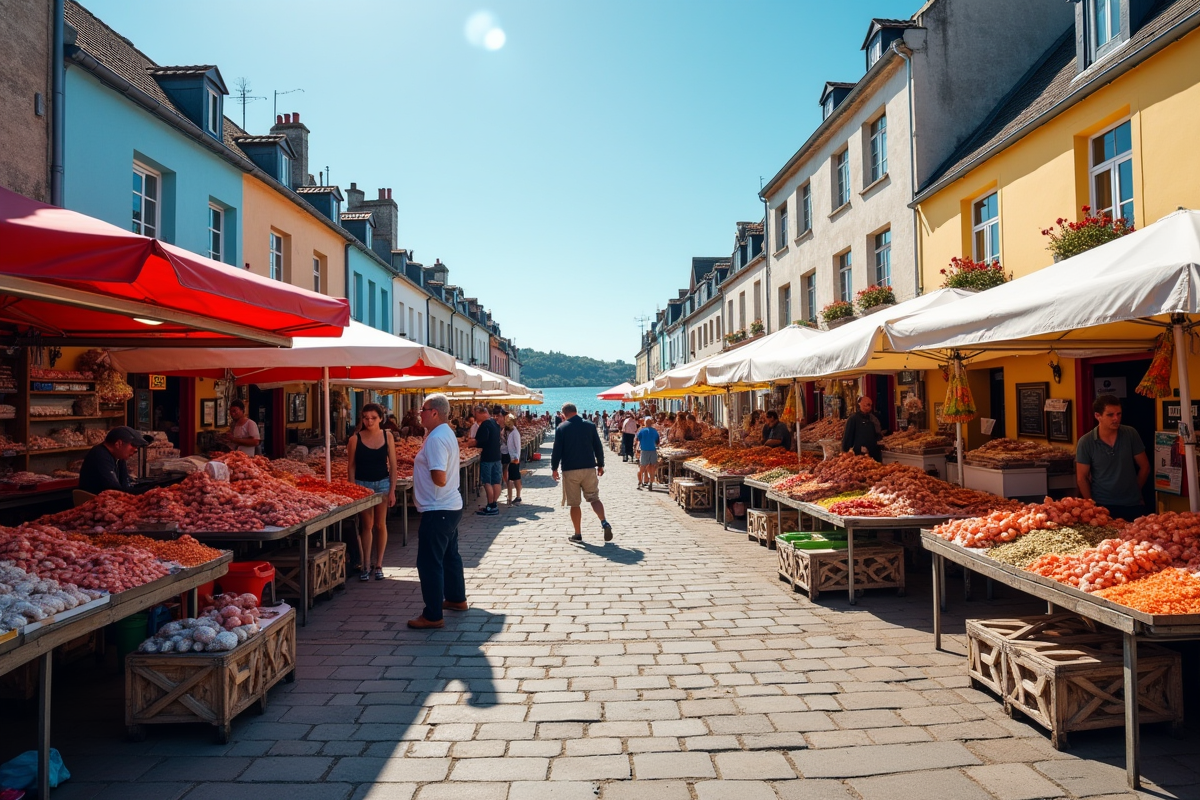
798, 417, 845, 443
294, 477, 375, 503
1095, 568, 1200, 615
0, 523, 169, 592
932, 496, 1112, 548
1026, 537, 1171, 593
84, 533, 222, 567
1116, 512, 1200, 572
862, 468, 1018, 518
686, 446, 800, 476
774, 454, 891, 501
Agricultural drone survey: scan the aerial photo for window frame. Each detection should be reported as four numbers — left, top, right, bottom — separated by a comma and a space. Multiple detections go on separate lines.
800, 183, 813, 234
834, 149, 851, 209
206, 88, 221, 136
1089, 118, 1134, 225
971, 192, 1000, 264
874, 230, 892, 287
312, 256, 322, 293
280, 152, 291, 188
269, 231, 285, 281
1090, 0, 1122, 60
804, 273, 816, 323
867, 33, 883, 68
822, 94, 834, 120
779, 284, 791, 327
869, 115, 888, 183
132, 162, 161, 239
838, 251, 853, 303
775, 201, 788, 251
207, 204, 223, 262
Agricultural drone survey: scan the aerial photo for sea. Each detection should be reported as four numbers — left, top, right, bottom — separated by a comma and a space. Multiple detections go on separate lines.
532, 386, 631, 415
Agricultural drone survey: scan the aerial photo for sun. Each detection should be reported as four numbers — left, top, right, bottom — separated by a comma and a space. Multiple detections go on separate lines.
465, 10, 506, 51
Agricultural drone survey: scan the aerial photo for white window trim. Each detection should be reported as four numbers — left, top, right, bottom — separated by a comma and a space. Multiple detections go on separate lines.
823, 95, 834, 120
869, 115, 888, 184
835, 149, 850, 209
776, 203, 788, 251
280, 153, 291, 188
270, 232, 284, 281
838, 252, 853, 303
312, 256, 321, 293
874, 230, 891, 287
207, 88, 221, 135
800, 183, 813, 233
868, 33, 883, 67
1090, 0, 1121, 59
132, 162, 161, 239
971, 192, 1000, 264
1089, 118, 1134, 223
207, 203, 223, 262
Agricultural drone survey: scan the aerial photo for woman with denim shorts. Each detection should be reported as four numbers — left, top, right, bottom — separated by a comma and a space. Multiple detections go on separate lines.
347, 403, 397, 582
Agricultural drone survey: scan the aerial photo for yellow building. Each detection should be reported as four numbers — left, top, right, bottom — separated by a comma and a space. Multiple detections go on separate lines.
913, 0, 1200, 506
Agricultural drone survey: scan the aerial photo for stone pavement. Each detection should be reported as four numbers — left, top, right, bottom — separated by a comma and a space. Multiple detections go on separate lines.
5, 437, 1199, 799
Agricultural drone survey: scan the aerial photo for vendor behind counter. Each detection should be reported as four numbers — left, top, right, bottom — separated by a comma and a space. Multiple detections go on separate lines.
78, 425, 152, 495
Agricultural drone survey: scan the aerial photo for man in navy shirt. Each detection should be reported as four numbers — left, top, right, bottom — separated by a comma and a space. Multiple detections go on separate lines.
551, 403, 612, 542
467, 405, 503, 516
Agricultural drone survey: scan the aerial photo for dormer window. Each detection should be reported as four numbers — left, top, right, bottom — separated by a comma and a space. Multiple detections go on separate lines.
280, 153, 291, 189
1092, 0, 1120, 54
867, 33, 883, 68
207, 88, 221, 136
823, 94, 835, 120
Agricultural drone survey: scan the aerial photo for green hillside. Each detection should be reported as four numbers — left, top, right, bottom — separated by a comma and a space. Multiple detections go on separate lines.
520, 349, 635, 388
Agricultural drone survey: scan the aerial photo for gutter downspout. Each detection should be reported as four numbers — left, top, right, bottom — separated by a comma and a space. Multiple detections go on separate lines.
448, 305, 457, 359
50, 0, 65, 205
894, 41, 922, 297
762, 199, 771, 332
425, 296, 431, 348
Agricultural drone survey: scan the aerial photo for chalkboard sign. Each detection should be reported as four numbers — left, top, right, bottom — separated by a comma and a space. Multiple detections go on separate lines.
1046, 399, 1072, 442
1016, 382, 1049, 438
1161, 399, 1200, 433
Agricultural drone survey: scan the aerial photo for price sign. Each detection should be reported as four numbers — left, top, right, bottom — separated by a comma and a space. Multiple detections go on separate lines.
149, 374, 167, 390
1044, 398, 1068, 412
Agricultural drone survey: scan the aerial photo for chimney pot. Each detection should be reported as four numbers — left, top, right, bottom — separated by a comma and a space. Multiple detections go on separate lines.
378, 188, 386, 200
387, 188, 392, 200
350, 182, 357, 190
293, 112, 300, 122
276, 114, 283, 124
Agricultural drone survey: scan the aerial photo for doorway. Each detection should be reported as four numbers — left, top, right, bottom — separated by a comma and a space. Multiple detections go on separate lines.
865, 375, 894, 434
1080, 355, 1154, 508
989, 368, 1006, 439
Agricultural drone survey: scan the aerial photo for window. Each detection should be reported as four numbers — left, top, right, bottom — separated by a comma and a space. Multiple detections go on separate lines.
206, 88, 221, 136
353, 273, 364, 321
727, 300, 734, 330
417, 312, 423, 343
804, 273, 816, 322
753, 280, 762, 323
779, 285, 791, 326
972, 193, 1000, 263
1090, 120, 1134, 225
838, 251, 853, 303
131, 164, 160, 238
835, 149, 850, 208
717, 318, 722, 340
874, 230, 892, 286
368, 280, 377, 328
270, 232, 284, 281
823, 94, 835, 120
312, 256, 321, 293
867, 32, 883, 68
690, 331, 696, 354
738, 292, 746, 331
800, 183, 812, 233
776, 202, 788, 250
1091, 0, 1120, 55
409, 308, 416, 339
280, 152, 291, 188
381, 291, 389, 333
869, 115, 887, 183
207, 204, 223, 262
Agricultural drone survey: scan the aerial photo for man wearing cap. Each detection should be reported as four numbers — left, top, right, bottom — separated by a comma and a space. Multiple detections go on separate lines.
78, 426, 149, 495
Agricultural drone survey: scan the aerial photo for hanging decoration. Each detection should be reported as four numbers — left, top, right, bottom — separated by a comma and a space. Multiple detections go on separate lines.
77, 349, 134, 405
942, 359, 976, 423
1135, 331, 1175, 398
781, 383, 797, 425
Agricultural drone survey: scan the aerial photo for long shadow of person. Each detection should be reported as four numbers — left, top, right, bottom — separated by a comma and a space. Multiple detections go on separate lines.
577, 541, 645, 565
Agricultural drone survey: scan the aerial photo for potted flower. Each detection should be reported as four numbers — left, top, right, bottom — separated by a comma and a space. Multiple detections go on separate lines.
793, 319, 818, 329
855, 284, 895, 314
1042, 205, 1134, 261
941, 256, 1008, 291
820, 300, 855, 329
749, 319, 765, 336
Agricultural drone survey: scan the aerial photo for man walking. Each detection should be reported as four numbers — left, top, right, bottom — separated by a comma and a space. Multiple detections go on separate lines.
620, 411, 638, 463
467, 404, 503, 515
408, 393, 467, 630
552, 403, 613, 542
636, 416, 660, 490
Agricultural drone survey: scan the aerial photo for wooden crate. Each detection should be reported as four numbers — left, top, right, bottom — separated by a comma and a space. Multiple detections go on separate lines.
267, 543, 344, 607
126, 607, 296, 744
747, 508, 769, 542
654, 463, 670, 485
966, 614, 1116, 697
783, 543, 905, 601
669, 477, 693, 501
777, 539, 800, 587
678, 482, 712, 511
747, 509, 800, 547
1004, 639, 1183, 749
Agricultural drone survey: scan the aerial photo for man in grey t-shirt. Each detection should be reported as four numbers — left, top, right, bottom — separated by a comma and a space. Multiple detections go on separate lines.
1075, 394, 1150, 522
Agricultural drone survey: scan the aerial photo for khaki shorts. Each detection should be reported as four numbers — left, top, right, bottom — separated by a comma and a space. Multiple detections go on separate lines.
561, 468, 600, 507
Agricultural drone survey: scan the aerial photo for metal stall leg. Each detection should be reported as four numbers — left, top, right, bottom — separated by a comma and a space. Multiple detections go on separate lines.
847, 526, 856, 605
938, 554, 947, 612
402, 487, 409, 547
38, 651, 51, 800
1124, 631, 1141, 789
300, 532, 309, 627
932, 554, 943, 651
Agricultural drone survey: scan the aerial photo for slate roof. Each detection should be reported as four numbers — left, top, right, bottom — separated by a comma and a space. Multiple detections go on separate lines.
147, 65, 216, 76
861, 18, 918, 50
919, 0, 1200, 198
690, 257, 726, 286
233, 134, 286, 145
340, 212, 374, 221
296, 186, 342, 194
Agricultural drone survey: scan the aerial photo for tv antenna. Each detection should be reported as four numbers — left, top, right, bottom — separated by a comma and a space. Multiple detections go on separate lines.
232, 78, 265, 130
634, 314, 652, 336
273, 87, 305, 120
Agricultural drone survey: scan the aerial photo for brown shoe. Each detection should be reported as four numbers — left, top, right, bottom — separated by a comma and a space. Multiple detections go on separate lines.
407, 615, 445, 629
442, 600, 469, 611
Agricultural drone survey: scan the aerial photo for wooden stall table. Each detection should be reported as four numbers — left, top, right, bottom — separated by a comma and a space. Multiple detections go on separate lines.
683, 462, 744, 531
395, 478, 412, 546
459, 453, 481, 501
770, 492, 956, 605
188, 495, 382, 627
0, 553, 232, 800
920, 529, 1200, 790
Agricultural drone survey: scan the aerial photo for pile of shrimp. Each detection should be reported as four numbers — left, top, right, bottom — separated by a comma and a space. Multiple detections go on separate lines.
932, 496, 1113, 549
1026, 537, 1172, 593
1116, 512, 1200, 572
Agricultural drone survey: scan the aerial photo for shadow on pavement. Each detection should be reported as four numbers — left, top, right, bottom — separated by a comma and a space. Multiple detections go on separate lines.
577, 540, 645, 564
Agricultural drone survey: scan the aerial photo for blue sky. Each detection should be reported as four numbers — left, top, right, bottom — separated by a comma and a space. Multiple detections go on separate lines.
83, 0, 917, 363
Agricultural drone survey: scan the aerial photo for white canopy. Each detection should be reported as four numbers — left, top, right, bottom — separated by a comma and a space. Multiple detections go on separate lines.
652, 351, 733, 395
330, 363, 509, 393
885, 209, 1200, 354
109, 320, 457, 382
727, 288, 975, 381
702, 324, 826, 386
597, 382, 635, 400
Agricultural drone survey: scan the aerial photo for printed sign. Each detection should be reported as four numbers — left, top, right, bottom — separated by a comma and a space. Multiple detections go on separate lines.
1162, 400, 1200, 434
1044, 398, 1068, 412
149, 374, 167, 390
1154, 431, 1184, 495
1094, 376, 1127, 398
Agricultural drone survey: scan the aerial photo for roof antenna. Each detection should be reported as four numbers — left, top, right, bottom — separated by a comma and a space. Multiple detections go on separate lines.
273, 87, 304, 120
232, 77, 265, 130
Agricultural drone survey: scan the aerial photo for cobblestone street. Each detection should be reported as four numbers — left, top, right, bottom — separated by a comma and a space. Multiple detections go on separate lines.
18, 440, 1200, 800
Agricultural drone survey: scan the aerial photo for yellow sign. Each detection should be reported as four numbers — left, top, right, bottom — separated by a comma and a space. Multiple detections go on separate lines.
149, 375, 167, 390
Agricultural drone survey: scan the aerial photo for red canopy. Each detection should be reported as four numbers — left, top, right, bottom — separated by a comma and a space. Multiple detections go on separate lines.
0, 186, 349, 345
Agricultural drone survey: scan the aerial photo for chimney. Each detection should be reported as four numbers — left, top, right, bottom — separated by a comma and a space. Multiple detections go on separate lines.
270, 111, 310, 189
345, 182, 399, 261
345, 181, 365, 209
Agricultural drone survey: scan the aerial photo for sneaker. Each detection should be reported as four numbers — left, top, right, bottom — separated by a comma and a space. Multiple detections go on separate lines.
569, 533, 583, 542
407, 615, 445, 629
485, 506, 500, 516
602, 521, 613, 542
359, 570, 370, 582
475, 507, 492, 516
636, 483, 643, 490
513, 497, 522, 505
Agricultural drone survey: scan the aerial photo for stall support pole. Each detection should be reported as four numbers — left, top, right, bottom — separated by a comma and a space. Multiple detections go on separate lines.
1172, 321, 1199, 512
726, 389, 733, 446
955, 422, 965, 487
323, 367, 332, 483
931, 555, 942, 651
1123, 631, 1140, 789
793, 379, 802, 453
37, 651, 51, 800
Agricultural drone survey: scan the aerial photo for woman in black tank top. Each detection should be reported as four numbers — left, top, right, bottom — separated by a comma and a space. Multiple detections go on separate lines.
347, 403, 397, 582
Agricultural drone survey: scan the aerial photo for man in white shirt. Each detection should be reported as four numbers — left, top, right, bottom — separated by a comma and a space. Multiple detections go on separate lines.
226, 400, 261, 456
408, 393, 467, 630
620, 412, 639, 463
